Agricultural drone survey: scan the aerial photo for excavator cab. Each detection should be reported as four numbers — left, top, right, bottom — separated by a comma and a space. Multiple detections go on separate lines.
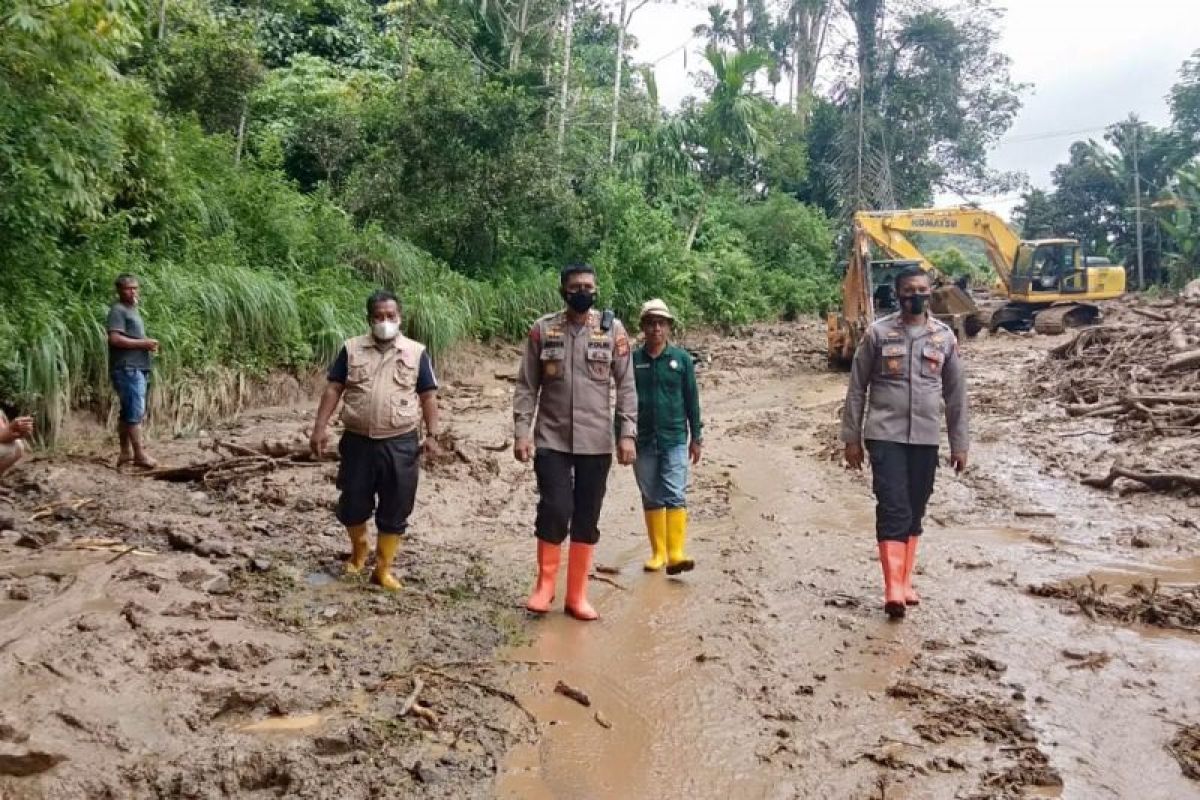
1011, 241, 1087, 296
868, 259, 916, 312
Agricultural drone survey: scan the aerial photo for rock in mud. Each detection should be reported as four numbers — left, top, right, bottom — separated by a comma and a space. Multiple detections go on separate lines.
411, 760, 445, 785
0, 512, 15, 531
195, 539, 234, 558
0, 716, 29, 744
0, 747, 67, 777
203, 574, 232, 595
16, 528, 59, 549
167, 530, 199, 552
313, 734, 358, 757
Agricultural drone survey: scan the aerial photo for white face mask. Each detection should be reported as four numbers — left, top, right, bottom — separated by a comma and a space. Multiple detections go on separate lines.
372, 320, 400, 341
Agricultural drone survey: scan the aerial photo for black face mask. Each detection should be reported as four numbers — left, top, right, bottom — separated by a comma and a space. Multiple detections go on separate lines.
562, 289, 597, 313
902, 293, 930, 315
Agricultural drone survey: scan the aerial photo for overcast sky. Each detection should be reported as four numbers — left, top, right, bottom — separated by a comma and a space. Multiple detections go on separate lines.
628, 0, 1199, 218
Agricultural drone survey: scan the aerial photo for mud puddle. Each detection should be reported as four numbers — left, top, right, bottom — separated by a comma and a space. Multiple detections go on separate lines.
495, 464, 787, 799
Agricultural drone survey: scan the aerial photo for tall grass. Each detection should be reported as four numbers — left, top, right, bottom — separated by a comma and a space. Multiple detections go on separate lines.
3, 223, 571, 445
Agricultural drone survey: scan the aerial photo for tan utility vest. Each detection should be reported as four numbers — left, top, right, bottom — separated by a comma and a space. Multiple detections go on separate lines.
339, 333, 426, 439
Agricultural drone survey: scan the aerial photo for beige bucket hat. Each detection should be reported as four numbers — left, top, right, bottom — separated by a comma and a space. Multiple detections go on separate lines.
639, 298, 675, 322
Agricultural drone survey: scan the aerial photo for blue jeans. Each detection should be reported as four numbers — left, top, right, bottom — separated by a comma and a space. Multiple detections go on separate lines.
111, 368, 149, 425
634, 442, 689, 510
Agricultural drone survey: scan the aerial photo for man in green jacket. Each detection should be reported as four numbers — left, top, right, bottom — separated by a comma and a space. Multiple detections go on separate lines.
632, 299, 703, 575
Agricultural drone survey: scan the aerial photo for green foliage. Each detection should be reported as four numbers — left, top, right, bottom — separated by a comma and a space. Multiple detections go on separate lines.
1171, 49, 1200, 146
925, 247, 987, 284
2, 0, 855, 446
587, 179, 690, 322
1158, 161, 1200, 288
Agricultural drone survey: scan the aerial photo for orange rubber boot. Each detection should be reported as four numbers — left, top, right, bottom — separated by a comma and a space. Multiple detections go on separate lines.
878, 541, 907, 619
564, 542, 599, 621
525, 540, 561, 613
903, 536, 920, 606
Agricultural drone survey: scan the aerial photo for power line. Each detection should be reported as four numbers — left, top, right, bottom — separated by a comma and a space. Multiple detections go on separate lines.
647, 34, 695, 65
1000, 125, 1109, 144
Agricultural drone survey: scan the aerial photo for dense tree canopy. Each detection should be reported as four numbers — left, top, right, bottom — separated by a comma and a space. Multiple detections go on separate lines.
1, 0, 1028, 440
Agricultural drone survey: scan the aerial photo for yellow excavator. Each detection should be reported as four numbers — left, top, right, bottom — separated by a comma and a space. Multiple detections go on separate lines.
826, 207, 1127, 364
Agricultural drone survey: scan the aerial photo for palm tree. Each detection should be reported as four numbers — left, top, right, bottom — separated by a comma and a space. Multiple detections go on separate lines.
684, 45, 772, 249
622, 68, 700, 196
693, 5, 735, 50
699, 46, 771, 181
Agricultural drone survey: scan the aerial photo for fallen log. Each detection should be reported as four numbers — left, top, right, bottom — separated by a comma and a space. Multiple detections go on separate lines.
1082, 463, 1200, 492
1064, 393, 1200, 418
144, 455, 273, 484
1164, 349, 1200, 372
1130, 306, 1171, 323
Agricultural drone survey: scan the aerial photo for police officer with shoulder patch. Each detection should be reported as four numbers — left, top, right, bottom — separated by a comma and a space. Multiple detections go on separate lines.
840, 267, 969, 620
513, 263, 637, 621
310, 289, 441, 591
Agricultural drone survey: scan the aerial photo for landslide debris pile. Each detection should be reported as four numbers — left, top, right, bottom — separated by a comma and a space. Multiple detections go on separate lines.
1034, 281, 1200, 493
1028, 577, 1200, 633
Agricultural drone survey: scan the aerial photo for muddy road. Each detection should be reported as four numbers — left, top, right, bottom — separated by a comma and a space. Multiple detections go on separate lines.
2, 323, 1199, 799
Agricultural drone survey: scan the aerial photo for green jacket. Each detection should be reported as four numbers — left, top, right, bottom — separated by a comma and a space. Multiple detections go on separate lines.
632, 343, 702, 448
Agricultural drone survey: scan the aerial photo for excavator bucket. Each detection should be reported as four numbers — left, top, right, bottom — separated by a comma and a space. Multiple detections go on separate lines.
931, 285, 976, 316
931, 285, 985, 339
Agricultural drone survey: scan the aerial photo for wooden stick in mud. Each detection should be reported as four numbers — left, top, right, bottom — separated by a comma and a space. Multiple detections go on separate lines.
400, 677, 426, 717
553, 680, 591, 707
419, 667, 538, 724
1164, 349, 1200, 372
1083, 462, 1200, 492
214, 439, 262, 458
1130, 306, 1172, 323
588, 573, 626, 591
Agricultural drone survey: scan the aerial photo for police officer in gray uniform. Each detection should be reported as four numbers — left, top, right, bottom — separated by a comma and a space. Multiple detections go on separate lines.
513, 263, 638, 621
841, 266, 969, 619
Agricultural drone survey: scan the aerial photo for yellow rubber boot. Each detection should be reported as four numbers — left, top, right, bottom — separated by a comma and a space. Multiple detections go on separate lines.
665, 508, 695, 575
345, 524, 370, 574
372, 533, 402, 591
643, 509, 667, 572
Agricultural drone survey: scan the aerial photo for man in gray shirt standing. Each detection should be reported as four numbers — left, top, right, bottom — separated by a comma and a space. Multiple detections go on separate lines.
840, 267, 969, 620
107, 273, 159, 469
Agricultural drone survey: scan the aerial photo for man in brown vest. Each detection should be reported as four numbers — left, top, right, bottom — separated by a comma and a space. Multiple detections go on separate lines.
513, 263, 638, 621
310, 290, 441, 590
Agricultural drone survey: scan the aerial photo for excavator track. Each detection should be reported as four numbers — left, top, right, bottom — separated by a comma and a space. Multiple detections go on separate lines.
1032, 303, 1100, 335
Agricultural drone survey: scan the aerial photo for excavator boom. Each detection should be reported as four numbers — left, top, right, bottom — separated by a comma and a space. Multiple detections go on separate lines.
854, 208, 1024, 293
826, 206, 1128, 365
